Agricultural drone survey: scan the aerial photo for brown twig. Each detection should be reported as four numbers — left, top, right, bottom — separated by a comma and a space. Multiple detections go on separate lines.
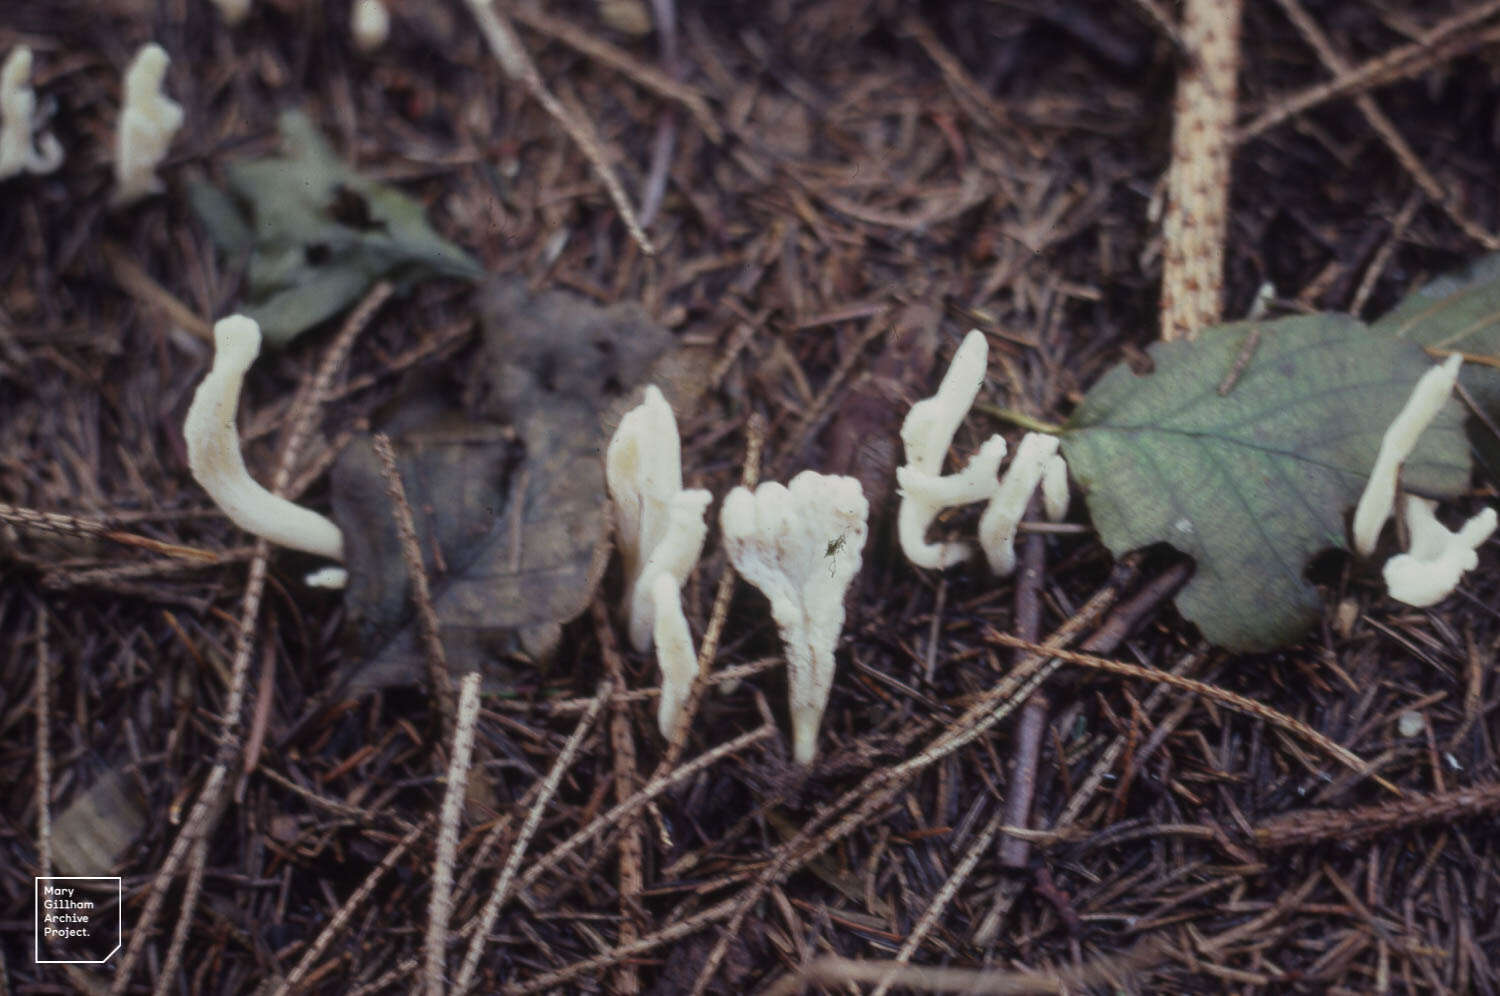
1270, 0, 1500, 250
372, 432, 454, 731
998, 498, 1047, 869
33, 608, 51, 878
1237, 2, 1500, 143
985, 631, 1398, 795
0, 502, 220, 562
1254, 782, 1500, 850
464, 0, 656, 254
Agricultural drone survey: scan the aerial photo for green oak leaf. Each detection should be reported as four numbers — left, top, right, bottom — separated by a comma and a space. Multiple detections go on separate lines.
1061, 314, 1471, 651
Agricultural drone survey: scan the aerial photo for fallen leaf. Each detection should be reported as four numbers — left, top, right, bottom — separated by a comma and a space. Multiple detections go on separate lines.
328, 279, 686, 694
1061, 314, 1470, 651
328, 407, 608, 695
190, 110, 482, 345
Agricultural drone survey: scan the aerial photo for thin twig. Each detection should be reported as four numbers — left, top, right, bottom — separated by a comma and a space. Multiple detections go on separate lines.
869, 806, 1008, 996
1237, 2, 1500, 143
151, 838, 208, 996
998, 498, 1047, 869
508, 2, 720, 144
34, 609, 51, 878
985, 631, 1398, 795
510, 724, 776, 898
271, 821, 429, 996
464, 0, 655, 254
453, 681, 612, 994
426, 670, 484, 996
593, 600, 643, 995
1271, 0, 1500, 250
0, 502, 220, 562
373, 432, 455, 732
1254, 782, 1500, 849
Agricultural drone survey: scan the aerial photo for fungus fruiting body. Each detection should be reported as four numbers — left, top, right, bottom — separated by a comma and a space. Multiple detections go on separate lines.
604, 385, 710, 652
1352, 353, 1462, 556
1382, 496, 1496, 607
720, 471, 868, 764
895, 329, 1003, 568
352, 0, 391, 52
900, 329, 989, 477
651, 572, 696, 738
896, 435, 1007, 568
1041, 453, 1069, 523
113, 43, 183, 207
0, 46, 63, 179
979, 431, 1062, 576
184, 315, 345, 561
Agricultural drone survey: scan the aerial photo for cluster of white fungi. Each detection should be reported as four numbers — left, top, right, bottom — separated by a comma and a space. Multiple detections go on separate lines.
177, 312, 1496, 762
1, 3, 389, 192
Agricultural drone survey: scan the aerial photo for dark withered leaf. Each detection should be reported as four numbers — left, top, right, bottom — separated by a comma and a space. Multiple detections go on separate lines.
329, 407, 610, 694
475, 278, 677, 430
189, 110, 482, 346
329, 279, 686, 694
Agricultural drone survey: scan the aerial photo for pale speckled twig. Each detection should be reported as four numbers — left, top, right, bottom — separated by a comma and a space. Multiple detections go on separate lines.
453, 681, 611, 994
425, 670, 484, 996
1160, 0, 1243, 341
151, 838, 208, 996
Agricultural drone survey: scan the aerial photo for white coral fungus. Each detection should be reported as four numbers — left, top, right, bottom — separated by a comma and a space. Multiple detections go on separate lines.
0, 46, 63, 179
1352, 353, 1462, 556
604, 386, 711, 652
896, 329, 1006, 568
1383, 496, 1495, 607
113, 43, 183, 207
651, 572, 697, 738
184, 316, 345, 560
720, 471, 868, 765
979, 432, 1062, 576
